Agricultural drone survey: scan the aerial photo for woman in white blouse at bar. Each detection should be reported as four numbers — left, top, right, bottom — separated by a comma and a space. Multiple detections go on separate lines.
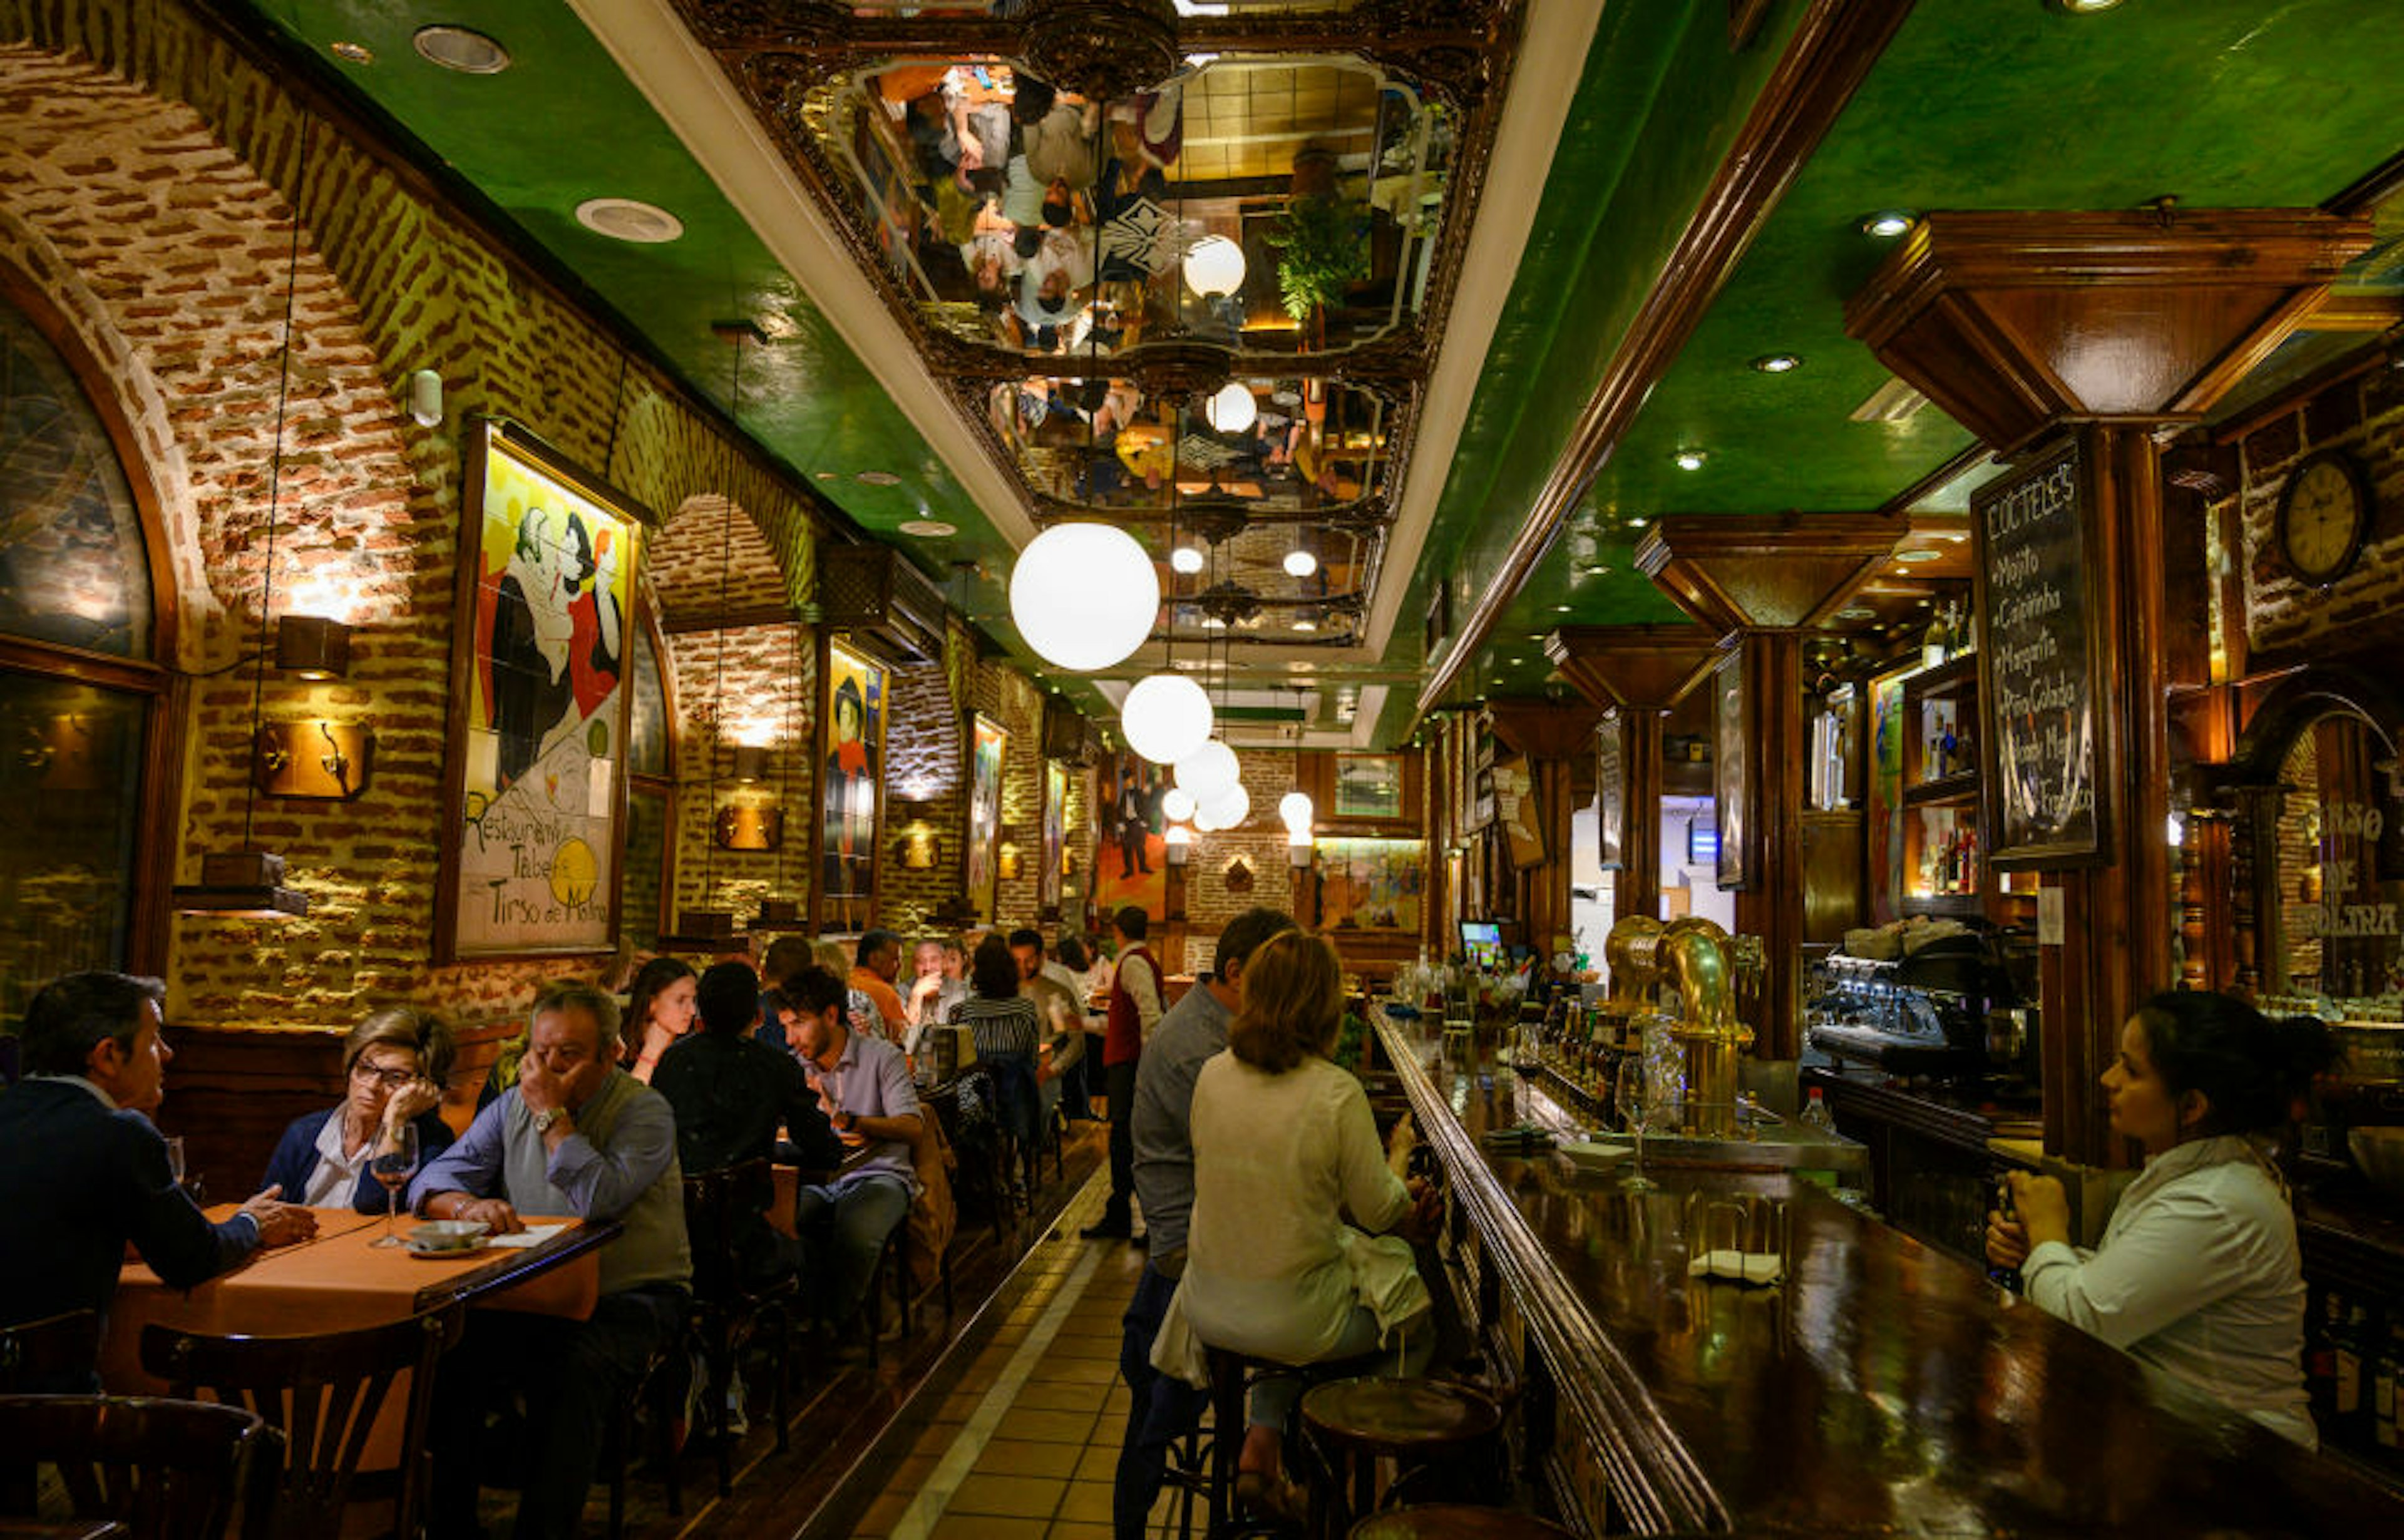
1986, 990, 2336, 1447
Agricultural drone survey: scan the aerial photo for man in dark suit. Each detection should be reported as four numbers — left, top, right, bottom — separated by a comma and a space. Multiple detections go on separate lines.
0, 972, 317, 1383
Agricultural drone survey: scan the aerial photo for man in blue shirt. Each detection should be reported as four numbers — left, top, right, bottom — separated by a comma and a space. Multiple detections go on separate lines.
784, 965, 922, 1342
0, 972, 316, 1386
1112, 907, 1295, 1538
413, 980, 691, 1540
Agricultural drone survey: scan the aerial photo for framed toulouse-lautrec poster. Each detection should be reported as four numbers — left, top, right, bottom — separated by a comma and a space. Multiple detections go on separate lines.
438, 419, 655, 962
819, 638, 888, 933
1040, 759, 1067, 915
966, 713, 1007, 921
1091, 747, 1168, 923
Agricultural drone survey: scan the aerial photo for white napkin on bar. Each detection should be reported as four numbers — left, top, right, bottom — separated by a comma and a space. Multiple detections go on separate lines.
487, 1223, 567, 1250
1688, 1248, 1783, 1285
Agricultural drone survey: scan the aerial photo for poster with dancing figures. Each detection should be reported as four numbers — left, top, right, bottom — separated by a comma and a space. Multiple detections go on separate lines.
1040, 760, 1067, 915
439, 421, 652, 961
967, 714, 1007, 922
820, 640, 887, 933
1974, 435, 2107, 868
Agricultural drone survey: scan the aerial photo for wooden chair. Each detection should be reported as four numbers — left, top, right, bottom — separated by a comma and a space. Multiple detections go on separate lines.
0, 1395, 279, 1540
0, 1309, 101, 1392
681, 1158, 799, 1496
141, 1303, 465, 1540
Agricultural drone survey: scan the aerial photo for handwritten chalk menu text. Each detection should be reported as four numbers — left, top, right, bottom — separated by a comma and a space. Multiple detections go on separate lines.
1975, 436, 2107, 867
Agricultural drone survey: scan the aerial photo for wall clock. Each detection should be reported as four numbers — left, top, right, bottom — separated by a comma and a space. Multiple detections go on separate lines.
2276, 448, 2373, 587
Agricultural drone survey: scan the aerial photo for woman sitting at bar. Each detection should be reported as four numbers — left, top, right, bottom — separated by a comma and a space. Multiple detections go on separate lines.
619, 956, 697, 1083
948, 934, 1041, 1164
1164, 931, 1443, 1514
1986, 990, 2335, 1447
262, 1006, 456, 1213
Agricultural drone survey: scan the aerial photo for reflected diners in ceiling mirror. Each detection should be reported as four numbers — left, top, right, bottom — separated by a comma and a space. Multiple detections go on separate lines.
807, 53, 1451, 359
2259, 705, 2404, 1015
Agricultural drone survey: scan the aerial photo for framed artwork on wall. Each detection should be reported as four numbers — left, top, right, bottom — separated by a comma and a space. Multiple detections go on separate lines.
436, 418, 654, 963
966, 713, 1007, 923
1090, 747, 1168, 922
1713, 647, 1749, 890
817, 637, 887, 933
1040, 759, 1067, 915
1332, 752, 1405, 821
1596, 712, 1625, 870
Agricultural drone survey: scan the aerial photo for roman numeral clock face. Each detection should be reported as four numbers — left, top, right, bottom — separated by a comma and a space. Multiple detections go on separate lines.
2278, 451, 2371, 587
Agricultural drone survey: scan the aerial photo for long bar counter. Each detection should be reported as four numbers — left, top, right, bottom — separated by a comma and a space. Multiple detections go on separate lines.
1374, 1008, 2404, 1536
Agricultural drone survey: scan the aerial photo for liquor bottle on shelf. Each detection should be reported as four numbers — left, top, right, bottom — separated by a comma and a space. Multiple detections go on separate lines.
1799, 1087, 1836, 1133
2337, 1304, 2367, 1439
2308, 1292, 2343, 1424
2374, 1318, 2402, 1450
1939, 722, 1960, 780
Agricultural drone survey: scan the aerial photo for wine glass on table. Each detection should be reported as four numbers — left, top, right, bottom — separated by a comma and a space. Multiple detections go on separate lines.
1616, 1055, 1656, 1192
368, 1122, 420, 1248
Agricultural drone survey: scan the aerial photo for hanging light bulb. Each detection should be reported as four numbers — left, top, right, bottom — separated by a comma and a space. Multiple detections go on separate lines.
1121, 672, 1215, 764
1162, 786, 1197, 823
1206, 381, 1257, 434
1283, 549, 1318, 578
1174, 739, 1240, 798
1010, 523, 1160, 672
1181, 234, 1247, 299
1170, 545, 1206, 575
1200, 779, 1250, 829
1277, 790, 1314, 834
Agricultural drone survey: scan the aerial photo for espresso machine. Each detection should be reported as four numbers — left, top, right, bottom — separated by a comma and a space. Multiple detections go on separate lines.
1806, 928, 2032, 1087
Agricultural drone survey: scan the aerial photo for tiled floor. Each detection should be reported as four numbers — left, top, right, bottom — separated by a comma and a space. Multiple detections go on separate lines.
853, 1177, 1176, 1540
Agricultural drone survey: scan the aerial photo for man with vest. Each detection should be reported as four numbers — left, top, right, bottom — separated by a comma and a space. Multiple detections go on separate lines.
414, 980, 692, 1540
1082, 905, 1163, 1243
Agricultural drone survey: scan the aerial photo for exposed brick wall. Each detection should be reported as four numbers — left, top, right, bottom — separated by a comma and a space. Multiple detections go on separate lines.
1183, 747, 1301, 977
665, 620, 815, 924
880, 659, 965, 937
2237, 364, 2404, 655
0, 2, 826, 1033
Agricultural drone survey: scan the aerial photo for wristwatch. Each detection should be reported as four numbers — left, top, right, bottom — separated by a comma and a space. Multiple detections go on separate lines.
532, 1107, 567, 1134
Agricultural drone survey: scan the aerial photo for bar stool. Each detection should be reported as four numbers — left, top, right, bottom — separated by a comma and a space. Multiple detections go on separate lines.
1202, 1345, 1312, 1530
1298, 1377, 1503, 1537
1347, 1504, 1578, 1539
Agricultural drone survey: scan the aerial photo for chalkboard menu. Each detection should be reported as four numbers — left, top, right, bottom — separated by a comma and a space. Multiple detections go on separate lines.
1973, 435, 2109, 868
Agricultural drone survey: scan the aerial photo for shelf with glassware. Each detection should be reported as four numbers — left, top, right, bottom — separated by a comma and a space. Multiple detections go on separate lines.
1898, 648, 2038, 921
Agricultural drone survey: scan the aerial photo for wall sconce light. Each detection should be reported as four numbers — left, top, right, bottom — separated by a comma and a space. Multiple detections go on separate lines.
275, 615, 351, 680
1164, 823, 1193, 867
1287, 829, 1314, 870
715, 803, 783, 851
1222, 855, 1256, 894
173, 850, 309, 918
998, 843, 1024, 881
898, 825, 940, 870
254, 721, 374, 799
731, 745, 771, 783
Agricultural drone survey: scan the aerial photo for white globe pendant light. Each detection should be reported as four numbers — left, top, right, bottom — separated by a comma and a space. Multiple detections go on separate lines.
1277, 791, 1314, 833
1009, 523, 1159, 672
1181, 234, 1247, 299
1162, 786, 1197, 823
1206, 381, 1257, 434
1191, 803, 1222, 834
1121, 673, 1215, 765
1173, 739, 1240, 798
1201, 780, 1251, 829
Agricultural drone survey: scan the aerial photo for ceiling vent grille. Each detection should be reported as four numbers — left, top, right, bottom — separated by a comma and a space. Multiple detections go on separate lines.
818, 544, 945, 665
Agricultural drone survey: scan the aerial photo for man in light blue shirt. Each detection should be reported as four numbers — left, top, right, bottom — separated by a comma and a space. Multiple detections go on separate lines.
1114, 906, 1295, 1539
414, 980, 689, 1540
784, 965, 923, 1339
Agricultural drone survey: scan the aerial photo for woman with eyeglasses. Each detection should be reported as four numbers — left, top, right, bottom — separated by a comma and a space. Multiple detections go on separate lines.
262, 1007, 458, 1212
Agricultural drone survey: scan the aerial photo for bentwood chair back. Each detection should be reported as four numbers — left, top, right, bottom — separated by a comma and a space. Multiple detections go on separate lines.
0, 1308, 101, 1393
0, 1394, 279, 1540
140, 1303, 464, 1540
681, 1156, 798, 1496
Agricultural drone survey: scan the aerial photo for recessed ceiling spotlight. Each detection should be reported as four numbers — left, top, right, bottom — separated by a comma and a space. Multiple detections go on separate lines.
1508, 657, 1524, 666
1673, 449, 1707, 471
413, 24, 511, 74
1837, 606, 1876, 621
855, 470, 902, 486
1861, 210, 1916, 239
1583, 564, 1610, 577
1170, 545, 1205, 574
898, 519, 957, 538
1750, 353, 1802, 374
1895, 548, 1943, 563
1283, 550, 1318, 578
1626, 516, 1649, 529
814, 471, 838, 480
575, 197, 683, 244
1916, 599, 1933, 608
1943, 531, 1968, 543
2050, 0, 2125, 12
1554, 604, 1573, 613
330, 40, 374, 64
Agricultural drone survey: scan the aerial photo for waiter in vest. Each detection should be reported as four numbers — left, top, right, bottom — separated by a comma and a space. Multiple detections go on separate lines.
1082, 905, 1163, 1243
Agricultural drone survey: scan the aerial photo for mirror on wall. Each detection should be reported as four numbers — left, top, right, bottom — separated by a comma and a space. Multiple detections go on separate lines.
2261, 707, 2403, 1013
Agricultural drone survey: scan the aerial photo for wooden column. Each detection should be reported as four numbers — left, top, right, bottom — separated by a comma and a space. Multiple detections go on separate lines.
1546, 625, 1720, 927
1633, 516, 1904, 1058
1846, 207, 2371, 1164
1487, 698, 1605, 955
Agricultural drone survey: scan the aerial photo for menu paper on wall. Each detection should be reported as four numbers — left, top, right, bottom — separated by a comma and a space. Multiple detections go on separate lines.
1974, 436, 2109, 868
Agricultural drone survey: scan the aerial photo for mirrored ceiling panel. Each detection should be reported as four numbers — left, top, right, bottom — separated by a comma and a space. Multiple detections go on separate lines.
987, 374, 1392, 517
806, 55, 1448, 361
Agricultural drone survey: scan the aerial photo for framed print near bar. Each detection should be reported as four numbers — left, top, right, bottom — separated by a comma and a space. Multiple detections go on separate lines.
1091, 748, 1168, 923
1596, 714, 1625, 870
1866, 660, 1914, 923
438, 419, 654, 962
966, 713, 1007, 922
1975, 434, 2108, 868
1713, 647, 1749, 890
1333, 753, 1404, 820
818, 638, 887, 933
1040, 760, 1067, 915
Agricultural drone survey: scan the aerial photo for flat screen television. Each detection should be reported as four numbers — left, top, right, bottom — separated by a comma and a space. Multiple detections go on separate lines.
1459, 920, 1504, 970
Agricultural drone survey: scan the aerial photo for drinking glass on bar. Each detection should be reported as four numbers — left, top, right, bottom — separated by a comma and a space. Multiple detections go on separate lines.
369, 1122, 421, 1248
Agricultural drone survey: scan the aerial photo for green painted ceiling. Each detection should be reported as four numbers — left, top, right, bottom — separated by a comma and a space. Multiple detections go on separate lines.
232, 1, 2404, 749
